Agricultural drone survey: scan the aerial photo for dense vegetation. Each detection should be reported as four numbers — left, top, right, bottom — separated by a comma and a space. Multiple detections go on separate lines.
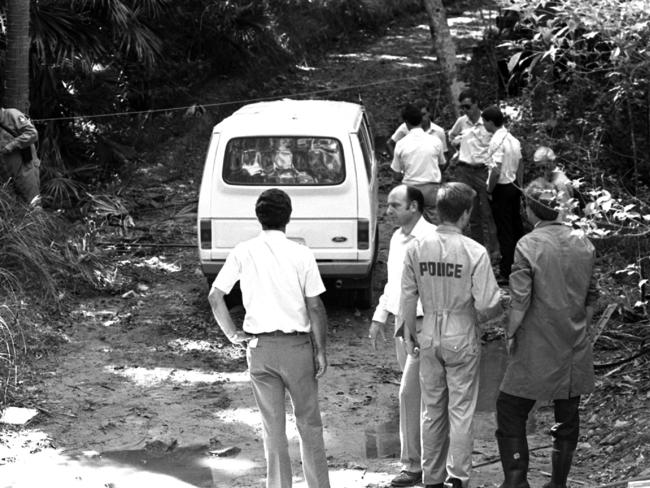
0, 0, 649, 406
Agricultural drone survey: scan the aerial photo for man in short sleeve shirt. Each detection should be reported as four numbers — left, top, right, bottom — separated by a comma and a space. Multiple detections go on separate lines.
483, 105, 524, 280
208, 189, 331, 488
387, 99, 448, 157
392, 104, 446, 224
401, 182, 502, 488
447, 90, 499, 258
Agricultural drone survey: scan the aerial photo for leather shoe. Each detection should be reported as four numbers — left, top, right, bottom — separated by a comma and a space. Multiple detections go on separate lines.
391, 470, 422, 487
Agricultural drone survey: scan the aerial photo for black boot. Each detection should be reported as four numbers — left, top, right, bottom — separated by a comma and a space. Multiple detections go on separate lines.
542, 440, 576, 488
496, 435, 531, 488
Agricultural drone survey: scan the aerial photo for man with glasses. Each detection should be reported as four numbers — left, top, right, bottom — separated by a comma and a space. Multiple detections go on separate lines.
447, 90, 499, 260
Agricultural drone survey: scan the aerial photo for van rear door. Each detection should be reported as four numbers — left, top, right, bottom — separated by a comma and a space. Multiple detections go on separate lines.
206, 134, 360, 265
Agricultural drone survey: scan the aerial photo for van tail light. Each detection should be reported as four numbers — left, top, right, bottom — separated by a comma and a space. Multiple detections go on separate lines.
357, 219, 369, 250
200, 219, 212, 249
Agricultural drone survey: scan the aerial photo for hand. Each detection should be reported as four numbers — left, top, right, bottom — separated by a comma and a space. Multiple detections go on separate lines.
368, 320, 386, 350
314, 351, 327, 379
228, 330, 253, 345
403, 336, 420, 357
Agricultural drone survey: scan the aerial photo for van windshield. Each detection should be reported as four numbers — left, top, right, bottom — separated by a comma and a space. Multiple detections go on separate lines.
223, 136, 345, 185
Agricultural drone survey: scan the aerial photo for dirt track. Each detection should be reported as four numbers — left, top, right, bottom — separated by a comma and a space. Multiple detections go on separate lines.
1, 8, 648, 488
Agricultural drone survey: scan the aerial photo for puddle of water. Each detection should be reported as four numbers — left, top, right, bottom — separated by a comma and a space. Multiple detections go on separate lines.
364, 342, 538, 456
365, 419, 400, 459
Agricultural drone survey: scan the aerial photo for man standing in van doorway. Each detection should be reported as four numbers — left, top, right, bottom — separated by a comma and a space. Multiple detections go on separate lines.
208, 188, 331, 488
391, 104, 446, 224
401, 182, 502, 488
369, 184, 436, 487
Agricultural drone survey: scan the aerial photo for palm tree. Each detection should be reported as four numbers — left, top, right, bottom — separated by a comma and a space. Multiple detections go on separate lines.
3, 0, 31, 113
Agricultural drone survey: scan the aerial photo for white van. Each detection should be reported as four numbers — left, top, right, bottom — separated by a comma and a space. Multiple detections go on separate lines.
197, 99, 379, 307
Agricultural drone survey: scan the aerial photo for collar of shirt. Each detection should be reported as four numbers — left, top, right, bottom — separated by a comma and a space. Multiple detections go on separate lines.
261, 229, 287, 239
400, 215, 432, 240
409, 127, 425, 135
436, 223, 463, 234
534, 220, 564, 229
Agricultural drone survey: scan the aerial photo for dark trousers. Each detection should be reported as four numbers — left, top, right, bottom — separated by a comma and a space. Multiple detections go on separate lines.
454, 163, 499, 256
490, 183, 524, 278
496, 391, 580, 444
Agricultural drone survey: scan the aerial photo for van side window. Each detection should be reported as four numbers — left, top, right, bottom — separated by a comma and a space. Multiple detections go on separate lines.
357, 123, 374, 180
223, 136, 345, 186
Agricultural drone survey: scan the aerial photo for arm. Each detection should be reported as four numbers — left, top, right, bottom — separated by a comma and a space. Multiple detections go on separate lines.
400, 245, 420, 355
487, 166, 500, 194
208, 287, 252, 344
1, 110, 38, 152
306, 295, 328, 378
369, 283, 390, 350
386, 138, 396, 158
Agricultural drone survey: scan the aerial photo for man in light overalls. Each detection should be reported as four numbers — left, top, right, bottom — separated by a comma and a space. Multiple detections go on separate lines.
401, 182, 503, 488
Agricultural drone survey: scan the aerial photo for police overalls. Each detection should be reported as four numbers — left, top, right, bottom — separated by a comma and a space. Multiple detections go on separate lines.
402, 225, 502, 487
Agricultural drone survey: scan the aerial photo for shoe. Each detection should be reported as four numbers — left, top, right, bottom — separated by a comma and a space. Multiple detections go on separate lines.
391, 470, 422, 487
496, 435, 531, 488
449, 479, 463, 488
541, 440, 576, 488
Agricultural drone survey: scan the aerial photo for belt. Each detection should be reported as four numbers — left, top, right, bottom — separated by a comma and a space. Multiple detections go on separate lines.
457, 161, 487, 169
252, 330, 309, 337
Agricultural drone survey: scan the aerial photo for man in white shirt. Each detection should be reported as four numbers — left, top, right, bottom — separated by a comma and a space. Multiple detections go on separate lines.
387, 99, 448, 157
208, 189, 330, 488
391, 104, 446, 224
483, 105, 524, 281
369, 184, 436, 487
447, 90, 499, 258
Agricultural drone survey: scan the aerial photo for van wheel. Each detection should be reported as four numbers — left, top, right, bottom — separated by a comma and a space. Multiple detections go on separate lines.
354, 265, 375, 310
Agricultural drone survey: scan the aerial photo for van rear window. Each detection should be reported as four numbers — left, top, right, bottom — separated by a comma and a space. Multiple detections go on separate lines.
223, 137, 345, 185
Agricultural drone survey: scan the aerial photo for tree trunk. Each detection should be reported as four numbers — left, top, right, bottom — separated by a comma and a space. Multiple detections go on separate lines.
3, 0, 31, 114
422, 0, 460, 119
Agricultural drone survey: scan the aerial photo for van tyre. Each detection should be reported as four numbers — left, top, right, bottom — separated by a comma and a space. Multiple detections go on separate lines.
355, 265, 375, 310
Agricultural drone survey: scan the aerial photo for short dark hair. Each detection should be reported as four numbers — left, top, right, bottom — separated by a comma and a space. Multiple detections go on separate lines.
436, 182, 476, 222
255, 188, 292, 229
458, 88, 478, 104
524, 178, 560, 221
413, 98, 430, 113
401, 104, 423, 126
481, 105, 504, 126
405, 185, 425, 213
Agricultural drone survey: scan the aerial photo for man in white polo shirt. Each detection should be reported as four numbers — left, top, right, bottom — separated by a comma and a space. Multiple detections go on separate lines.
387, 99, 448, 158
483, 105, 524, 282
448, 89, 499, 259
391, 104, 446, 224
208, 188, 330, 488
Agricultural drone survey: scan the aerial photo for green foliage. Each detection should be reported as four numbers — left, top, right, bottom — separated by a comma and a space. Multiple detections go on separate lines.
503, 0, 650, 191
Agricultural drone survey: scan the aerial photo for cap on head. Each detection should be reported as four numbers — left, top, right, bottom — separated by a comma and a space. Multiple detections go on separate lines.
524, 178, 560, 221
533, 146, 556, 164
255, 188, 292, 228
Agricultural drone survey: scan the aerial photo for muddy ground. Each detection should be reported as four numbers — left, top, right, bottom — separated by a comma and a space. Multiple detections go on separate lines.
1, 7, 649, 488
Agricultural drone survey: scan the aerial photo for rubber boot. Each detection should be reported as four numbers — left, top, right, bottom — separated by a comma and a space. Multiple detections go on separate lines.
496, 435, 531, 488
542, 440, 576, 488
